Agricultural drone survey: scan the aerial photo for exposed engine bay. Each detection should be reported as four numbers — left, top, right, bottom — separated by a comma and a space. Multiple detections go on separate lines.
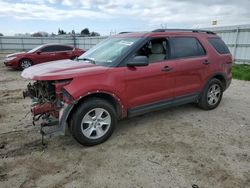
23, 80, 72, 144
25, 81, 56, 104
23, 81, 60, 118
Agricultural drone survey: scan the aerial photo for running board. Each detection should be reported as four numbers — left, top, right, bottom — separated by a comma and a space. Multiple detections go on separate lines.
128, 93, 199, 118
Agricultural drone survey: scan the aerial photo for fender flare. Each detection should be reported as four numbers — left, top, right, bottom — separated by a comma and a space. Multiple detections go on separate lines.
202, 72, 227, 91
59, 90, 127, 135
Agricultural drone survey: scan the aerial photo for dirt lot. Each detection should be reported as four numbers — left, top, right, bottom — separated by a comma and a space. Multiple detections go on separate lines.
0, 61, 249, 188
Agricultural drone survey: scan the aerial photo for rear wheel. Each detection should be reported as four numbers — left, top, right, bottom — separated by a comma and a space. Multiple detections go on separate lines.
198, 78, 223, 110
19, 59, 32, 70
71, 98, 117, 146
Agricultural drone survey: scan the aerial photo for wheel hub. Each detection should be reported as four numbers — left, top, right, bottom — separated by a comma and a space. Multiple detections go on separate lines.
81, 108, 111, 139
207, 83, 221, 105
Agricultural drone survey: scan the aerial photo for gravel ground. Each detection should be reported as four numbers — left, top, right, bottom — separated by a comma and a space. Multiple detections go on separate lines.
0, 61, 250, 188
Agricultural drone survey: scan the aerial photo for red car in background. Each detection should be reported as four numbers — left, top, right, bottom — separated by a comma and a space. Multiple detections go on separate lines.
4, 44, 85, 70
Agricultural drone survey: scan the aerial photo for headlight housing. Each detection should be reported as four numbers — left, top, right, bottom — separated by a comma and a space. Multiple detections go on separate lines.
5, 56, 16, 61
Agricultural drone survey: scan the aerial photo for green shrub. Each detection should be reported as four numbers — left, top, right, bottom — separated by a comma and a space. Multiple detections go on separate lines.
232, 64, 250, 81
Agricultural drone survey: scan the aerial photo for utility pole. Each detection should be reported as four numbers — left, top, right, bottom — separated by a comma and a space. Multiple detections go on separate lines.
72, 32, 76, 48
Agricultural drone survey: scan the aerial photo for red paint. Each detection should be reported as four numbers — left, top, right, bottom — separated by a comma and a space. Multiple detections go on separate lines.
31, 102, 57, 117
22, 31, 232, 119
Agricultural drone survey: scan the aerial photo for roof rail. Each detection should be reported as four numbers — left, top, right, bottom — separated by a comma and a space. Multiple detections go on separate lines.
152, 29, 216, 34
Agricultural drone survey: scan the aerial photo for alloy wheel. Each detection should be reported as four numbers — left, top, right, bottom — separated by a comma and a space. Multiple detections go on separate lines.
207, 83, 221, 106
80, 108, 111, 139
20, 60, 32, 69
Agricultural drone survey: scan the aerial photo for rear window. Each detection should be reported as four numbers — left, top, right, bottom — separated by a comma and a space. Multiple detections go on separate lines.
169, 37, 206, 59
208, 38, 230, 54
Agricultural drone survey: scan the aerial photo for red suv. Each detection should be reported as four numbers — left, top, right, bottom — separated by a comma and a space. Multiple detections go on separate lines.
4, 44, 85, 70
22, 29, 232, 146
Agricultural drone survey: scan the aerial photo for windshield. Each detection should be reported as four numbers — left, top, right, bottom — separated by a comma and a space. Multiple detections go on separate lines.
28, 45, 44, 53
78, 37, 141, 66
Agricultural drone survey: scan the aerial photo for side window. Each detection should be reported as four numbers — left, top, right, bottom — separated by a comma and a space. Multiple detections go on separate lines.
41, 45, 58, 52
208, 38, 230, 54
169, 37, 206, 59
135, 38, 169, 63
56, 45, 73, 51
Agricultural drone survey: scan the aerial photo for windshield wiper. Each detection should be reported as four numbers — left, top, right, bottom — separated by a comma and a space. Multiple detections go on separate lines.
77, 57, 96, 64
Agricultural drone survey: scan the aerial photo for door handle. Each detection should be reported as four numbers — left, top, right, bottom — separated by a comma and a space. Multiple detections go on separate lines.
161, 66, 173, 72
203, 60, 210, 65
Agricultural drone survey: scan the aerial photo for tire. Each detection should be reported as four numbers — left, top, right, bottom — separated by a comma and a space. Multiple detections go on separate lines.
70, 98, 117, 146
19, 59, 32, 70
198, 78, 223, 110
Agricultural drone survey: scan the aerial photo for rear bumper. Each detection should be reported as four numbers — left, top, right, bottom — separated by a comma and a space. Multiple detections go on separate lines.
225, 78, 231, 90
224, 74, 232, 91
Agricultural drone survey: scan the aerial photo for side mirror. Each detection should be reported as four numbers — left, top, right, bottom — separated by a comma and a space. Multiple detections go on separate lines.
127, 56, 149, 67
36, 50, 41, 55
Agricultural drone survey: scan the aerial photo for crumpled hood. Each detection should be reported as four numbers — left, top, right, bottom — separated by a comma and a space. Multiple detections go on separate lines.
21, 59, 108, 80
7, 52, 26, 57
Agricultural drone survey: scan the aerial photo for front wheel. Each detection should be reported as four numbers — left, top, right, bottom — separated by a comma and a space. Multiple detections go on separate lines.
19, 59, 32, 70
70, 98, 117, 146
198, 78, 223, 110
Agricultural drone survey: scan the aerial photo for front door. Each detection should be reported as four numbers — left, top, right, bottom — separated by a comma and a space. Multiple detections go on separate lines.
36, 45, 58, 63
124, 38, 176, 108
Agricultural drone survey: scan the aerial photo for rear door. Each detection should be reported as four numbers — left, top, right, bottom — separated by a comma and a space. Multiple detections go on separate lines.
168, 36, 209, 97
54, 45, 73, 60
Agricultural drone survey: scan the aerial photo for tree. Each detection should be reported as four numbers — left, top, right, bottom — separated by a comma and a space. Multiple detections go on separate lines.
32, 32, 48, 37
32, 32, 43, 37
58, 28, 66, 35
90, 32, 100, 36
81, 28, 90, 36
0, 33, 3, 36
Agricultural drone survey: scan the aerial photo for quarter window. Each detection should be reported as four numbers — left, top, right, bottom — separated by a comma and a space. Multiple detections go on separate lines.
169, 37, 206, 59
208, 38, 230, 54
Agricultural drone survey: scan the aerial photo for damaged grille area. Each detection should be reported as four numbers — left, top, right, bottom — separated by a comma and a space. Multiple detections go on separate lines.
23, 79, 72, 145
23, 81, 60, 124
23, 80, 72, 119
23, 81, 56, 104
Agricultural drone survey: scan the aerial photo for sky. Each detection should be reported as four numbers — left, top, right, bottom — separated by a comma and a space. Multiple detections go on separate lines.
0, 0, 250, 36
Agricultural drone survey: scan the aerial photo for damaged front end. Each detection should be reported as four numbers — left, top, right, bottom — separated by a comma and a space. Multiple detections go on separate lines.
23, 79, 74, 142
